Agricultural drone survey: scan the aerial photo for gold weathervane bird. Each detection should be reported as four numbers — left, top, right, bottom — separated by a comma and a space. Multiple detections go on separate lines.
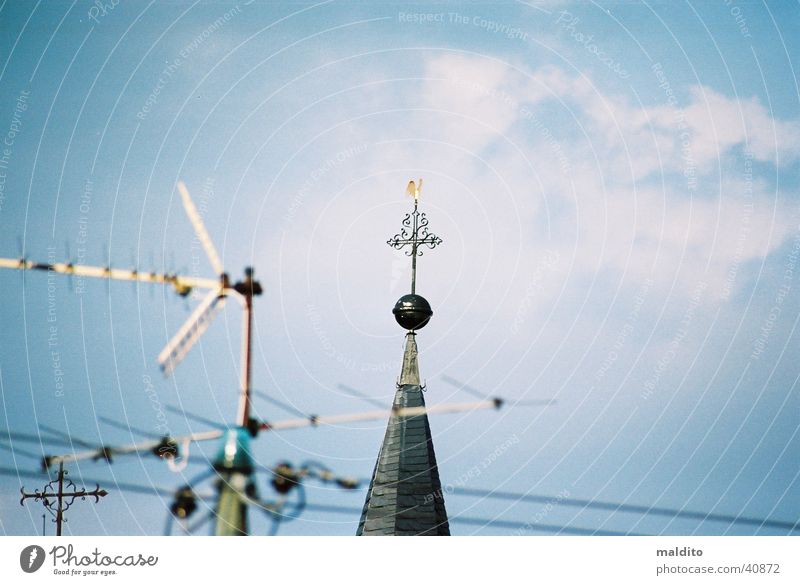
406, 178, 423, 201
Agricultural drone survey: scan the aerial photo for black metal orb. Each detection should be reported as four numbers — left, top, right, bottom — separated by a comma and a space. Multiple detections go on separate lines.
393, 294, 433, 330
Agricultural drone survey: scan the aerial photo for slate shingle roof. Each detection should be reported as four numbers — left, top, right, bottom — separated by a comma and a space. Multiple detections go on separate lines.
356, 333, 450, 536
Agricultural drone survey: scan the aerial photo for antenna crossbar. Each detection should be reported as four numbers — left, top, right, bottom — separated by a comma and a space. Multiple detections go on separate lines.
0, 257, 220, 295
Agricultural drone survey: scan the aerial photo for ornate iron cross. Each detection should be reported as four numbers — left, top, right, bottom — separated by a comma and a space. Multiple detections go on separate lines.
20, 462, 107, 536
386, 179, 443, 294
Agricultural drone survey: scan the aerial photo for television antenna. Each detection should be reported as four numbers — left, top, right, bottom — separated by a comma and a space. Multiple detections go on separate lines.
0, 182, 262, 424
0, 180, 264, 533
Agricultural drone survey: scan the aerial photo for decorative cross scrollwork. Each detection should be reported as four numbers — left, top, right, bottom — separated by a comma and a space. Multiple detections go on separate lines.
386, 208, 443, 257
20, 463, 107, 536
386, 180, 442, 294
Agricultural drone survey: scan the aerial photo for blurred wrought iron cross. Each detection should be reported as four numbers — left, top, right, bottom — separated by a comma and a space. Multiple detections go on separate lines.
386, 179, 443, 294
20, 462, 107, 536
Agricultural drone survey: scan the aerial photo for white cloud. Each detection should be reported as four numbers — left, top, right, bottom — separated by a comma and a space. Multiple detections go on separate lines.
262, 52, 799, 339
414, 54, 800, 299
683, 86, 800, 165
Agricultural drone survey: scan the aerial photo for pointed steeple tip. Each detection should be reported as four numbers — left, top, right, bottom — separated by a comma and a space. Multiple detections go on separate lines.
358, 328, 450, 535
399, 332, 421, 386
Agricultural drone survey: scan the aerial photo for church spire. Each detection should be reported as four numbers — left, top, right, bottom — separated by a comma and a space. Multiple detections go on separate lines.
357, 179, 449, 536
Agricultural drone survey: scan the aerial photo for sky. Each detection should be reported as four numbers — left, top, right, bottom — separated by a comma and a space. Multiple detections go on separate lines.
0, 0, 798, 536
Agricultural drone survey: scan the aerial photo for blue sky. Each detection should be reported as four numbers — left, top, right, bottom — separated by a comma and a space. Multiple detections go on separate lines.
0, 0, 798, 535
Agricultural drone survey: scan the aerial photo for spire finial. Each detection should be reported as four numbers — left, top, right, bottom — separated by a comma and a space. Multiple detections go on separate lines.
387, 178, 442, 295
387, 179, 442, 331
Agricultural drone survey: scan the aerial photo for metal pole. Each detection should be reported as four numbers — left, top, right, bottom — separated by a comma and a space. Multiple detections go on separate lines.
232, 293, 253, 535
237, 287, 253, 427
411, 199, 418, 294
224, 268, 261, 535
56, 462, 64, 536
